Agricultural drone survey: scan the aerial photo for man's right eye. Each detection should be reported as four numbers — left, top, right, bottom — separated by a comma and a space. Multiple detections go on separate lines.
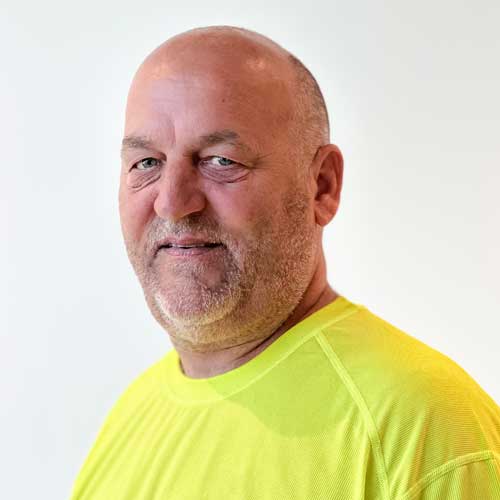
132, 158, 161, 171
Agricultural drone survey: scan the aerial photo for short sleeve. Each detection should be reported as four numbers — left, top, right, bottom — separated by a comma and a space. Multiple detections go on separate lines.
399, 453, 500, 500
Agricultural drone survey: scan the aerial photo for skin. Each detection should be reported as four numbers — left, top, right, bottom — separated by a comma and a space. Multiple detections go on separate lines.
119, 28, 344, 379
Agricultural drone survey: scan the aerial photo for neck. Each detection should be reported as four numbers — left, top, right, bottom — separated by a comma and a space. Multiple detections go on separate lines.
174, 258, 339, 379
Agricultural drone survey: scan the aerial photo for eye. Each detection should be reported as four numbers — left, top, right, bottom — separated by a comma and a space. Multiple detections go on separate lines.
131, 158, 161, 171
200, 156, 237, 168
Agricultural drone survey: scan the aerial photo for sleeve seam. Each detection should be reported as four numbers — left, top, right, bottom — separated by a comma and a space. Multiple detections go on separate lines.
397, 450, 499, 500
316, 331, 392, 500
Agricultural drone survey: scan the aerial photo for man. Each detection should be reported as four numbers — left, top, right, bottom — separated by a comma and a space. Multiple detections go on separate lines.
70, 25, 500, 499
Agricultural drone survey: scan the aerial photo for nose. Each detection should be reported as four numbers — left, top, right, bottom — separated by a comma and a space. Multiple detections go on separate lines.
153, 156, 207, 222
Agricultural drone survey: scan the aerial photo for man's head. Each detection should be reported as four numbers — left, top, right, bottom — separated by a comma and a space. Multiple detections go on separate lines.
119, 26, 343, 353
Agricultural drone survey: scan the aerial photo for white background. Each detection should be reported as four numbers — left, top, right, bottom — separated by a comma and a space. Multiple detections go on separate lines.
2, 0, 499, 498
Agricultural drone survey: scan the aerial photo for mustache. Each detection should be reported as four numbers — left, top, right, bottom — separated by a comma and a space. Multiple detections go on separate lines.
147, 216, 227, 252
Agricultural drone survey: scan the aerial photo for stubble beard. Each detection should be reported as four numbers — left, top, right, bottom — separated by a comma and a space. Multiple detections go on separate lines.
124, 185, 317, 353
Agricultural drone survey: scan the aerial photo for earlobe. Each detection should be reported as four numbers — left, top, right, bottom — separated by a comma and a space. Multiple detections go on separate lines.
313, 144, 343, 227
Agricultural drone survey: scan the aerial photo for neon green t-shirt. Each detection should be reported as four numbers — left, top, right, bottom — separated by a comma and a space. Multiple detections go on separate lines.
70, 296, 500, 499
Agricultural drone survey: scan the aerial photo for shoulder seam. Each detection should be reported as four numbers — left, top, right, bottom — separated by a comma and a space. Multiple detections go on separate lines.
316, 331, 392, 500
397, 450, 500, 500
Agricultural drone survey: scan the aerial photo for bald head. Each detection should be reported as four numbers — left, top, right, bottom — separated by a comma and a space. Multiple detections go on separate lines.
131, 25, 330, 166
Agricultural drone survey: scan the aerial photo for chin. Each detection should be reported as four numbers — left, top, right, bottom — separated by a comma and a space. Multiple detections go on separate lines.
149, 287, 239, 329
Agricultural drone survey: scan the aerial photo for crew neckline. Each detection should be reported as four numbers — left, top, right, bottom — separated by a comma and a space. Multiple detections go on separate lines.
160, 295, 360, 404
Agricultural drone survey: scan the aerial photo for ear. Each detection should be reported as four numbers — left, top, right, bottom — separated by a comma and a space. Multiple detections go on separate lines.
310, 144, 343, 227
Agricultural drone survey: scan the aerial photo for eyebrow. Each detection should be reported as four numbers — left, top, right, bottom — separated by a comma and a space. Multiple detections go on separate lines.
120, 129, 254, 157
121, 136, 155, 153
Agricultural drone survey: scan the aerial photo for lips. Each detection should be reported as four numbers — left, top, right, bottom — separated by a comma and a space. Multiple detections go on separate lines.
158, 243, 224, 258
162, 242, 221, 249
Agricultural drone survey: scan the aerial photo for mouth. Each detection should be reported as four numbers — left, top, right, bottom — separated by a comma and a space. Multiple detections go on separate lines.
161, 242, 222, 249
157, 243, 224, 258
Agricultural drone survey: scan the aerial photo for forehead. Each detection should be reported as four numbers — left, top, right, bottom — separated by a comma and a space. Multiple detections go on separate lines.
124, 50, 296, 151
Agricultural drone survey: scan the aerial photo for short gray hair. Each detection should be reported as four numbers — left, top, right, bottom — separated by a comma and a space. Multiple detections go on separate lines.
287, 52, 330, 164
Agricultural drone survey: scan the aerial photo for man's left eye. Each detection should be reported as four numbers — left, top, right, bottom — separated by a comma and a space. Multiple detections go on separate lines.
202, 156, 236, 167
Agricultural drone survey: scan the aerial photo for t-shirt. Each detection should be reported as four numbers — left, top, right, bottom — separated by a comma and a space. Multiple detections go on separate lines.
69, 295, 500, 499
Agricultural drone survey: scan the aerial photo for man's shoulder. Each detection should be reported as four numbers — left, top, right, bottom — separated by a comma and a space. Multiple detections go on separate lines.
318, 303, 500, 496
319, 302, 497, 416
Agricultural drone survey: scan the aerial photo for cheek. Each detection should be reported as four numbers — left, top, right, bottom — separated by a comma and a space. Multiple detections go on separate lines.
207, 185, 269, 235
118, 182, 155, 243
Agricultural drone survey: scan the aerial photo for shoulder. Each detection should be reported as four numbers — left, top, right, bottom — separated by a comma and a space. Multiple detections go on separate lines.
318, 303, 500, 497
319, 303, 499, 423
